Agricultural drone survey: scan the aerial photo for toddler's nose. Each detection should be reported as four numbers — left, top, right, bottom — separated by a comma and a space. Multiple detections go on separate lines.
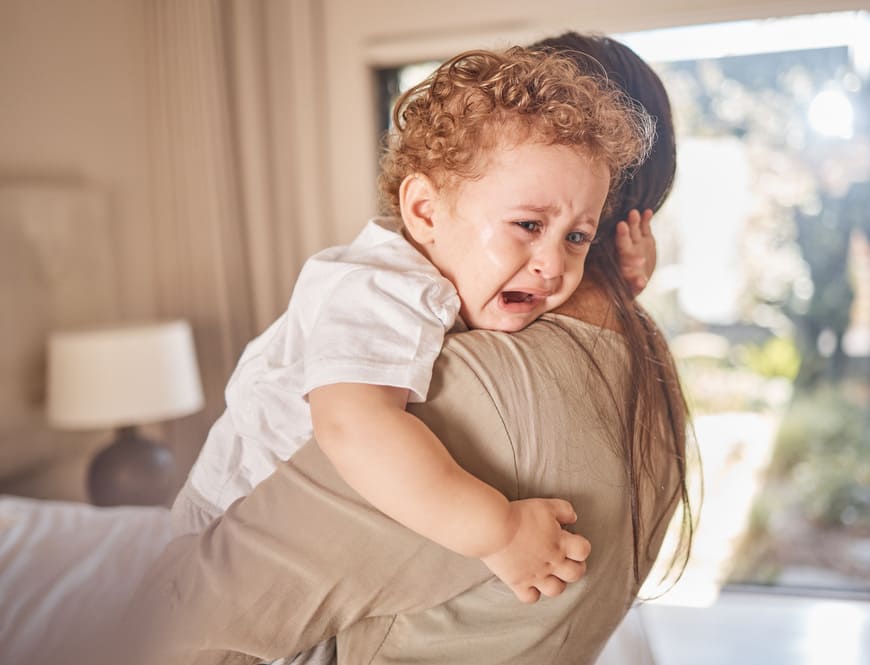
530, 242, 566, 280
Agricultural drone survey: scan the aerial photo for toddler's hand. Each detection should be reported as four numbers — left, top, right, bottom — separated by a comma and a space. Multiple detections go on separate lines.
615, 208, 656, 296
480, 498, 591, 604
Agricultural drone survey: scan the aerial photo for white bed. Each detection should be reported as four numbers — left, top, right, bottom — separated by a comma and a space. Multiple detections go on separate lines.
0, 496, 172, 664
0, 495, 653, 665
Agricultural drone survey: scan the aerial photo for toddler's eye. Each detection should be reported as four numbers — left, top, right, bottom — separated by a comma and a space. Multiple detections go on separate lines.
566, 231, 590, 245
515, 220, 541, 233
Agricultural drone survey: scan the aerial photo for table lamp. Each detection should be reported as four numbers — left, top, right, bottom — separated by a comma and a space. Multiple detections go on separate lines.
46, 320, 204, 506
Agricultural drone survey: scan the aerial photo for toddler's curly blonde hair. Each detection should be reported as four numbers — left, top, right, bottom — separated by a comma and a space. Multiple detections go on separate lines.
377, 46, 654, 216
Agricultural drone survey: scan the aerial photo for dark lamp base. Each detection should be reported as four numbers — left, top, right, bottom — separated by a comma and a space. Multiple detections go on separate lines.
88, 426, 176, 507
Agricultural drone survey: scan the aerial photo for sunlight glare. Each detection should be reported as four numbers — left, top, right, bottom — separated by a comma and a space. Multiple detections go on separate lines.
807, 89, 855, 139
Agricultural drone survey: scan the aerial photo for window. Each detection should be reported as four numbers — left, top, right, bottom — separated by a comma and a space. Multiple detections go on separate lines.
376, 11, 870, 599
621, 12, 870, 598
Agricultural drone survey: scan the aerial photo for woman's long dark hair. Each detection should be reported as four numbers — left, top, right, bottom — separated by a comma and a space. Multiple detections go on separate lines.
534, 32, 696, 590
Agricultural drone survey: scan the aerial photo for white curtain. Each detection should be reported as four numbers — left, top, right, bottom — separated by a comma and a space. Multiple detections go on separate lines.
145, 0, 331, 475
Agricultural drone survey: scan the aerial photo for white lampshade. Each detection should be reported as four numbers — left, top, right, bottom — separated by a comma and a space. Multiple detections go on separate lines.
47, 320, 204, 430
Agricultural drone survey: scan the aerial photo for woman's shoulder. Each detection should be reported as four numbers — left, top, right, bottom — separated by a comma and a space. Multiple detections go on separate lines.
539, 312, 627, 344
436, 314, 633, 462
441, 313, 628, 378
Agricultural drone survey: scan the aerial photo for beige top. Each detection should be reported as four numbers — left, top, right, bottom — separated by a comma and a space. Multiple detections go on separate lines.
120, 314, 679, 665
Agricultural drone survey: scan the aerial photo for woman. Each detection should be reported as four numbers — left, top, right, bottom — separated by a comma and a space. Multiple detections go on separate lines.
117, 33, 694, 665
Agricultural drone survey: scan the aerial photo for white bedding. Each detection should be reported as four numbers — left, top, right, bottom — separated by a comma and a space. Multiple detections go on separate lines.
0, 495, 172, 664
0, 495, 652, 665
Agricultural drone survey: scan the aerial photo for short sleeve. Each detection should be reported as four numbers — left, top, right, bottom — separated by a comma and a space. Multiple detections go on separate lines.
301, 265, 459, 403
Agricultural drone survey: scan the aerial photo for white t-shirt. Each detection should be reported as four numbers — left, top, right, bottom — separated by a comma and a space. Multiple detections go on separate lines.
188, 217, 461, 513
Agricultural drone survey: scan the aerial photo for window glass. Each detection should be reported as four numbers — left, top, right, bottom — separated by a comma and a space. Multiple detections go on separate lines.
621, 12, 870, 597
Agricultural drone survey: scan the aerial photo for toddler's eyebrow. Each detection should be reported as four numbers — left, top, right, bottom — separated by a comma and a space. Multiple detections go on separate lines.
510, 203, 599, 227
510, 203, 558, 214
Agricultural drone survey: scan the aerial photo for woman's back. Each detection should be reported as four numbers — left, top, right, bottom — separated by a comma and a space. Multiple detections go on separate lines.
341, 314, 681, 664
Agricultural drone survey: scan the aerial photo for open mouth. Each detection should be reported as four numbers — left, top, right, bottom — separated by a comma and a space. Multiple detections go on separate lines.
501, 291, 538, 305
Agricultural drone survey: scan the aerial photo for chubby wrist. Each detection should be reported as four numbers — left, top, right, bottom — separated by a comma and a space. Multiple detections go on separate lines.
457, 490, 516, 559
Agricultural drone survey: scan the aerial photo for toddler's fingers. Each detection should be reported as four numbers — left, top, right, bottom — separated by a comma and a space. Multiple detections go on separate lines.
615, 222, 634, 257
536, 576, 568, 599
548, 498, 578, 526
551, 557, 586, 584
639, 208, 654, 236
513, 585, 541, 604
626, 209, 643, 243
564, 531, 592, 562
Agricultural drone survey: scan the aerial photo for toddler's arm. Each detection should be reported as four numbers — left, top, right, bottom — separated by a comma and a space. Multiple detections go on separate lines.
309, 383, 590, 603
615, 208, 656, 296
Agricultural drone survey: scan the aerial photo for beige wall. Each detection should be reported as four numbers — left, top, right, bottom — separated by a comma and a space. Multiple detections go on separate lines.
0, 0, 155, 318
1, 0, 866, 500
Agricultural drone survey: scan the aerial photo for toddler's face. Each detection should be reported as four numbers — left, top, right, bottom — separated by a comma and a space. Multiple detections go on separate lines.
427, 140, 609, 332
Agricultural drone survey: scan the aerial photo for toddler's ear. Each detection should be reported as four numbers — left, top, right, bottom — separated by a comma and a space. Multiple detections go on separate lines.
399, 174, 438, 245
